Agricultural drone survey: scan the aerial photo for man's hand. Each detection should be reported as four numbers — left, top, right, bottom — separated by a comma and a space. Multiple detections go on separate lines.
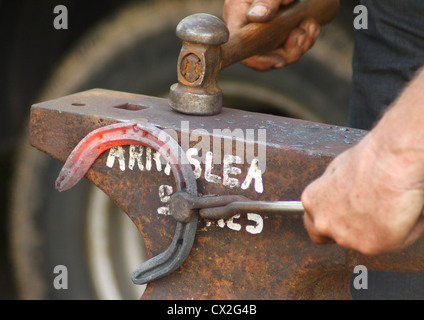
223, 0, 321, 71
301, 68, 424, 255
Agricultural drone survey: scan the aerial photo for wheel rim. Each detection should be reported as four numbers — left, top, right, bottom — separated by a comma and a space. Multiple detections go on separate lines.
219, 79, 323, 121
86, 187, 147, 300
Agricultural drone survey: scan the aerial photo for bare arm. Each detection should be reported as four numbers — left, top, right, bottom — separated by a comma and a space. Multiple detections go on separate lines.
301, 67, 424, 255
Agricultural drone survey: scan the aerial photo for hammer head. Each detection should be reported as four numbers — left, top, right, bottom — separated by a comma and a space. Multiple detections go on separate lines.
169, 14, 229, 115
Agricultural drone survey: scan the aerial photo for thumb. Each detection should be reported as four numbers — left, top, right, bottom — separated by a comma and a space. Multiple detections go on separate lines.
246, 0, 294, 22
247, 0, 284, 22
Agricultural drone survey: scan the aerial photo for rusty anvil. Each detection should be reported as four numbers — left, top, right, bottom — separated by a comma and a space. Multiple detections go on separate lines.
29, 0, 424, 300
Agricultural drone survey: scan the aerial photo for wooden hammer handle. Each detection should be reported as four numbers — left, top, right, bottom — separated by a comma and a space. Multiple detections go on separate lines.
220, 0, 339, 69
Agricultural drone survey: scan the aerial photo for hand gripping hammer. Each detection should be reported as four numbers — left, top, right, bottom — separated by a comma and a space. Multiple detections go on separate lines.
169, 0, 339, 115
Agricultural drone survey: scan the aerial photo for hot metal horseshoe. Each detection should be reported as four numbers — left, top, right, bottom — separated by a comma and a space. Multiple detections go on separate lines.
55, 120, 198, 285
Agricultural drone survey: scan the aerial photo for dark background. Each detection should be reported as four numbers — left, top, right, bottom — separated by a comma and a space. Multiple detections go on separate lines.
0, 0, 137, 299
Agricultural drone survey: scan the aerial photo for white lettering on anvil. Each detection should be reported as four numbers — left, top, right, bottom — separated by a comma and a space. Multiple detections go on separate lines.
223, 154, 242, 188
106, 146, 265, 234
208, 213, 264, 235
128, 145, 143, 170
204, 151, 221, 184
186, 148, 201, 179
241, 158, 263, 194
106, 146, 264, 193
158, 185, 173, 216
106, 146, 126, 171
246, 213, 263, 234
226, 214, 242, 231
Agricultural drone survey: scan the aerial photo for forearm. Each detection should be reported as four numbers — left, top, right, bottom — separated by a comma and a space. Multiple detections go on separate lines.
371, 67, 424, 185
301, 67, 424, 255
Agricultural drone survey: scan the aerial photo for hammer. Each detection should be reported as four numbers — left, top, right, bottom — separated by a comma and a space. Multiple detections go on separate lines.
169, 0, 340, 115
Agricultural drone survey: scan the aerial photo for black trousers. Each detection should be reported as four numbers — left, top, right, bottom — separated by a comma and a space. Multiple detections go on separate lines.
349, 0, 424, 129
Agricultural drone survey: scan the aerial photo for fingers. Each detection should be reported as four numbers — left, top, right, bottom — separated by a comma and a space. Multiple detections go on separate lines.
224, 0, 295, 29
240, 50, 287, 71
223, 0, 252, 33
303, 209, 335, 245
246, 0, 292, 22
301, 180, 336, 245
402, 213, 424, 249
241, 18, 320, 71
302, 167, 424, 255
293, 18, 321, 53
